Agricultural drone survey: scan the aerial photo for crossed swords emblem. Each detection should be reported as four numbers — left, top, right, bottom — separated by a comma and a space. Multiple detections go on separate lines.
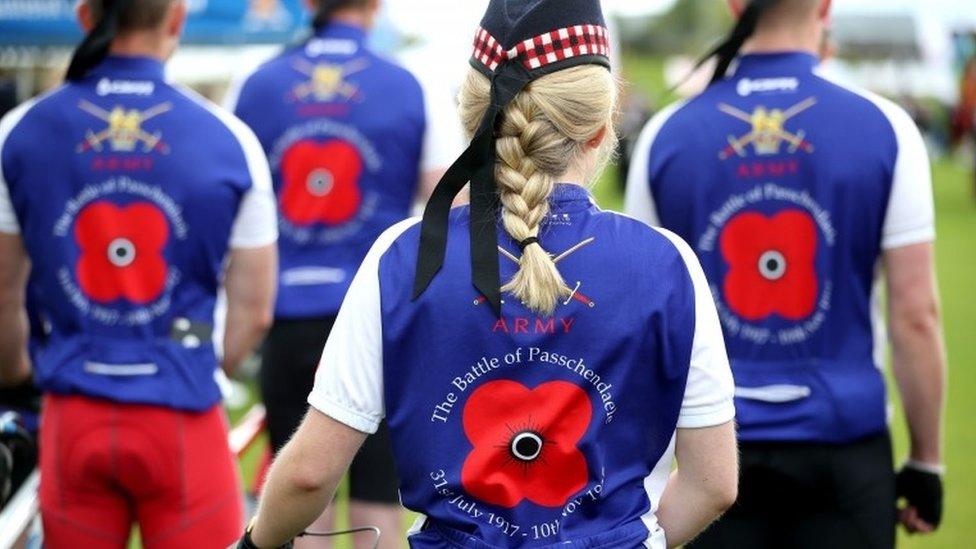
291, 58, 369, 102
717, 97, 817, 160
76, 100, 172, 154
474, 237, 597, 308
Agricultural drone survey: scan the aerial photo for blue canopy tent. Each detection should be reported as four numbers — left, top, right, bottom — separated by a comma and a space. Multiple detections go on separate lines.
0, 0, 308, 46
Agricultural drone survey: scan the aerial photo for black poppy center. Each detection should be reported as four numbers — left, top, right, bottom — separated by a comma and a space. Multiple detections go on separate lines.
510, 431, 543, 462
758, 250, 787, 281
107, 238, 136, 267
307, 168, 334, 197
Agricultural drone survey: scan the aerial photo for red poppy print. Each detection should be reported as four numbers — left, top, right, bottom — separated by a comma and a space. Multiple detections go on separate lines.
75, 201, 169, 304
720, 209, 818, 321
279, 139, 362, 226
461, 380, 591, 508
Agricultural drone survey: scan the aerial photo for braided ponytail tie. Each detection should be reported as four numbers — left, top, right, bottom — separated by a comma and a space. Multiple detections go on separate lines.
517, 237, 540, 251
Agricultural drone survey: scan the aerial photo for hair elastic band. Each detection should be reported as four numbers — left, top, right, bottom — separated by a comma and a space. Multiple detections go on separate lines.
517, 237, 540, 251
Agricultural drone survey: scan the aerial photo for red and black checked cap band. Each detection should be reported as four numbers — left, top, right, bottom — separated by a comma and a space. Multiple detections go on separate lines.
472, 24, 610, 73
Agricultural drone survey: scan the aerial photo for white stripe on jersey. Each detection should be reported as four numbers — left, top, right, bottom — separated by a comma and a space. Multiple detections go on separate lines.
175, 84, 279, 249
0, 95, 47, 234
623, 100, 688, 227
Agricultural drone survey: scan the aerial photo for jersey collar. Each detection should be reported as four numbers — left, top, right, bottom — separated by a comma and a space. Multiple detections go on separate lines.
87, 55, 166, 81
731, 51, 819, 77
549, 183, 596, 213
313, 21, 368, 44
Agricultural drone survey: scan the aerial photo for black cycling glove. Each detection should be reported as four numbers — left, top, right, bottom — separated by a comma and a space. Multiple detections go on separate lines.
897, 463, 944, 528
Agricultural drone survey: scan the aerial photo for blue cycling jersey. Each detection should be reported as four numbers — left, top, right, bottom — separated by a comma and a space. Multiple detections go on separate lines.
626, 52, 935, 443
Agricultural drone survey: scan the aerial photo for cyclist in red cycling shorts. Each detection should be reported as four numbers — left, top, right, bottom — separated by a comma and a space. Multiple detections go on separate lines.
0, 1, 278, 546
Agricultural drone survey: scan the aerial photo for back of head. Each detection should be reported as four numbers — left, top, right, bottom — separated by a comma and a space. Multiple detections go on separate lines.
66, 0, 177, 82
704, 0, 823, 84
311, 0, 374, 30
457, 65, 616, 315
413, 0, 617, 316
87, 0, 174, 33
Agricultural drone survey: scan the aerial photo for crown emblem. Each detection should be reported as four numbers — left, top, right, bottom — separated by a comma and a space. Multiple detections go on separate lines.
718, 97, 817, 160
77, 100, 172, 154
291, 58, 368, 102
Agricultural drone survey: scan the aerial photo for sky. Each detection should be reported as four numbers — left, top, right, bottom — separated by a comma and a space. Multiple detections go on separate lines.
385, 0, 976, 34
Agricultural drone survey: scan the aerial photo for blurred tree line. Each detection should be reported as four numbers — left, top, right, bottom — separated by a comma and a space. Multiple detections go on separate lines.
618, 0, 730, 55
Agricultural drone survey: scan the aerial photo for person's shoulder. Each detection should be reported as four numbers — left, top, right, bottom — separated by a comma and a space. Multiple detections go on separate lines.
366, 49, 424, 96
226, 46, 304, 104
168, 83, 265, 165
378, 207, 472, 265
594, 209, 688, 259
244, 45, 303, 83
369, 216, 424, 268
636, 93, 709, 153
812, 71, 914, 138
382, 216, 423, 244
588, 210, 699, 294
0, 85, 71, 151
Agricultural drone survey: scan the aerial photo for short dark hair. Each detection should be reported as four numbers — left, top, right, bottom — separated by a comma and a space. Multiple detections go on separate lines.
87, 0, 175, 32
312, 0, 372, 30
761, 0, 821, 28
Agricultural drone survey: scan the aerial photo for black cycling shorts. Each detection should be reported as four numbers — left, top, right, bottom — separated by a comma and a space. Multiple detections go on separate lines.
259, 317, 400, 504
688, 431, 896, 549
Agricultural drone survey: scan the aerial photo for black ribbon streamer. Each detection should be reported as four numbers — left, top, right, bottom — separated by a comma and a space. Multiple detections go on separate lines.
66, 0, 133, 82
413, 61, 533, 315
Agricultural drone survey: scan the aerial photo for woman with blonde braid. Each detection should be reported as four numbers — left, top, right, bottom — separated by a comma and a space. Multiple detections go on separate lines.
240, 1, 738, 548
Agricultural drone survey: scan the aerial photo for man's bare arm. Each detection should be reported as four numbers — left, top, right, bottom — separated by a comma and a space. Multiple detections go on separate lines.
0, 233, 31, 385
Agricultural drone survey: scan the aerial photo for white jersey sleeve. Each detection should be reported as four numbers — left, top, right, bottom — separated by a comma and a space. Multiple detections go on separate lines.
879, 102, 935, 249
176, 85, 278, 249
851, 90, 935, 250
228, 129, 278, 249
656, 228, 736, 429
307, 218, 419, 433
216, 111, 278, 249
623, 102, 685, 227
0, 100, 37, 235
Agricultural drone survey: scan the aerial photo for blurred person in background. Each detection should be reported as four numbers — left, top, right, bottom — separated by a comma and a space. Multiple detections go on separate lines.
0, 0, 279, 546
237, 1, 739, 547
952, 54, 976, 193
626, 0, 947, 547
225, 0, 463, 546
951, 56, 976, 150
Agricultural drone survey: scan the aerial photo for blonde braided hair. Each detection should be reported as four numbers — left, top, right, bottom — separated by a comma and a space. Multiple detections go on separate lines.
459, 65, 617, 315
